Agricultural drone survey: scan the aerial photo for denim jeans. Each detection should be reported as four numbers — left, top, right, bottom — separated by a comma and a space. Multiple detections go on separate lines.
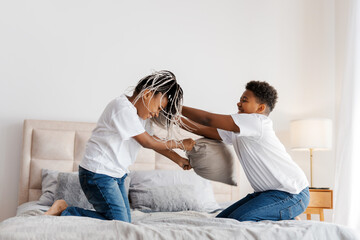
216, 187, 309, 222
61, 166, 131, 222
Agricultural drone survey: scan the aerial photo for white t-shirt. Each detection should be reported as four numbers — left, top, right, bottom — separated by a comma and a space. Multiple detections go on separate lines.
80, 94, 151, 178
217, 113, 308, 194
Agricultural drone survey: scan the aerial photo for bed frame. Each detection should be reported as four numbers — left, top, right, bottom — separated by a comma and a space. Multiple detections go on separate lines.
18, 119, 241, 206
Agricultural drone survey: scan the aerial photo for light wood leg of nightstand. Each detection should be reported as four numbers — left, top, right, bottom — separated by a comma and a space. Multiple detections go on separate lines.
304, 208, 325, 221
319, 209, 324, 221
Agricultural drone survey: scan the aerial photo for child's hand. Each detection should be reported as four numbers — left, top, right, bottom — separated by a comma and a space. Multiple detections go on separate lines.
177, 157, 192, 170
180, 138, 196, 151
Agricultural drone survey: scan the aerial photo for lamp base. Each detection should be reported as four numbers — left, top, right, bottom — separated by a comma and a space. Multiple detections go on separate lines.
309, 187, 330, 190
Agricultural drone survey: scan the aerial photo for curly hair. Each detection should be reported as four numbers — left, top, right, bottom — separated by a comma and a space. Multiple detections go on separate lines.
246, 81, 278, 113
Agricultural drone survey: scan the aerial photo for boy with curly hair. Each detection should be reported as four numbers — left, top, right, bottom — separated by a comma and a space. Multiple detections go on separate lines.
181, 80, 309, 222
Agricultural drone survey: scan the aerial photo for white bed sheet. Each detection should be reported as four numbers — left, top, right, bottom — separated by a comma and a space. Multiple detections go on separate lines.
1, 203, 358, 240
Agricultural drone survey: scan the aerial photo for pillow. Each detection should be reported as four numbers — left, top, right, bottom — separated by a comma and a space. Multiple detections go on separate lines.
186, 138, 238, 186
54, 172, 94, 210
130, 185, 201, 212
129, 170, 220, 212
38, 169, 61, 206
38, 169, 131, 207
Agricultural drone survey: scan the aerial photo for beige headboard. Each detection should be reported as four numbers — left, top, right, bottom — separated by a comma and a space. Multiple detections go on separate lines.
18, 119, 240, 206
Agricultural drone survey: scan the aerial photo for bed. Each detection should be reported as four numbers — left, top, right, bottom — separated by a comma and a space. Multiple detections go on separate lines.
0, 119, 357, 240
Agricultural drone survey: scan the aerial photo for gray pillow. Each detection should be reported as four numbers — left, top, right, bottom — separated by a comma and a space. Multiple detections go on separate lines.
38, 169, 61, 206
39, 169, 131, 208
54, 172, 94, 210
129, 170, 220, 212
129, 185, 201, 212
186, 138, 238, 186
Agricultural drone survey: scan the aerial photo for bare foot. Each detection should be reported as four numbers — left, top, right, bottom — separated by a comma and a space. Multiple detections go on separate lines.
295, 216, 301, 221
44, 200, 68, 216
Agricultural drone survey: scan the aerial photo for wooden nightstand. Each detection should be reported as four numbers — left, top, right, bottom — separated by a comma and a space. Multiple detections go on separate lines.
303, 189, 333, 221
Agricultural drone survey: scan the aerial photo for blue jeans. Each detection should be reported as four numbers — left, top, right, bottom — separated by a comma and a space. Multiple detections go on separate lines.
216, 187, 309, 222
61, 166, 131, 222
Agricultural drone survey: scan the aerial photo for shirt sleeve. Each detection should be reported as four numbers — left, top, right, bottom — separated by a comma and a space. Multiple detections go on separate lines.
217, 129, 234, 145
231, 113, 262, 140
111, 106, 146, 140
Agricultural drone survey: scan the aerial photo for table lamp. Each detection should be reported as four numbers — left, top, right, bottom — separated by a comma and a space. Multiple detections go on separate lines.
290, 118, 332, 188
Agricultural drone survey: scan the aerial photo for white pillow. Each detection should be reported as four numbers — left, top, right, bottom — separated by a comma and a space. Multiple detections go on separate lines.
129, 170, 220, 212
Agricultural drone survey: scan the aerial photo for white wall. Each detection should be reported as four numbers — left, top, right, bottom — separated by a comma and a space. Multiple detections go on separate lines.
0, 0, 336, 222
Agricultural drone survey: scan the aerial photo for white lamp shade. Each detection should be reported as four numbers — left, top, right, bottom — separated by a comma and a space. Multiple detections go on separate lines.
290, 118, 332, 150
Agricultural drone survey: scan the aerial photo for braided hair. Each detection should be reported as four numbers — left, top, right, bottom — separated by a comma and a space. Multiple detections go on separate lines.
132, 70, 184, 138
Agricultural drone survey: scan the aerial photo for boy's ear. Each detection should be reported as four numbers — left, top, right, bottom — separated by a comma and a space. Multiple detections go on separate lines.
257, 104, 266, 113
142, 89, 152, 100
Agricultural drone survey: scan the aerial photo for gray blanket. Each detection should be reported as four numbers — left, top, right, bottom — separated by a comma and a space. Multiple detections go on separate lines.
0, 210, 357, 240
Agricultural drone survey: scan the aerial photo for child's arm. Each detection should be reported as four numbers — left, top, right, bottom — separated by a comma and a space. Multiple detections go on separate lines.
133, 132, 195, 152
181, 117, 221, 140
154, 148, 192, 170
182, 106, 240, 132
152, 135, 192, 170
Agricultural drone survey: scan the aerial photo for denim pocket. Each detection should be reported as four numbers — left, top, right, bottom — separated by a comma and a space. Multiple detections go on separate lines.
280, 199, 306, 220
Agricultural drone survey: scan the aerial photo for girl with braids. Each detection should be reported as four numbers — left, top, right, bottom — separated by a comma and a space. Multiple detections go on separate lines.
181, 81, 309, 222
45, 70, 195, 222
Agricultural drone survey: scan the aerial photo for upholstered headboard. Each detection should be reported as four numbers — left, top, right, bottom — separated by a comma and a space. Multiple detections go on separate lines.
18, 119, 240, 206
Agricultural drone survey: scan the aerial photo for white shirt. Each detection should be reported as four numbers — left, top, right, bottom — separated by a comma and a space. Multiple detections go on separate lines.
80, 94, 151, 178
217, 113, 308, 194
